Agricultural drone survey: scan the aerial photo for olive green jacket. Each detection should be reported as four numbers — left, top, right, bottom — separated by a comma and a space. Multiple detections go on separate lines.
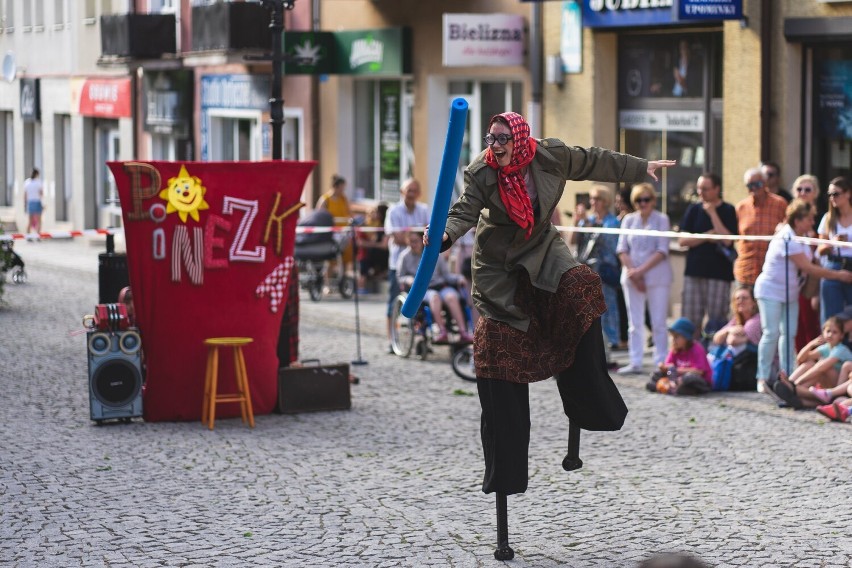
444, 138, 648, 332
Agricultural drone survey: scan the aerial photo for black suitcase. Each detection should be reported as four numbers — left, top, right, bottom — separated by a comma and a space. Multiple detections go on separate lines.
277, 360, 351, 414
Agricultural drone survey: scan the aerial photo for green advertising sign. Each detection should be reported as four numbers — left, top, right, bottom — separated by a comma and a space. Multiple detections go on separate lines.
283, 28, 411, 76
379, 81, 402, 201
283, 31, 336, 75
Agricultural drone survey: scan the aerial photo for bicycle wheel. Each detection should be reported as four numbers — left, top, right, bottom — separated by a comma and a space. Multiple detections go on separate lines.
451, 345, 476, 382
390, 294, 414, 357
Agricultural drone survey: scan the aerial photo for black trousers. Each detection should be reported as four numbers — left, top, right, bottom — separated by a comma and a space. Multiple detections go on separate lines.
477, 318, 627, 495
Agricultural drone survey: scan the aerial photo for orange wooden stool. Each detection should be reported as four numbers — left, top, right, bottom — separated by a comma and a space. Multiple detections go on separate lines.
201, 337, 255, 430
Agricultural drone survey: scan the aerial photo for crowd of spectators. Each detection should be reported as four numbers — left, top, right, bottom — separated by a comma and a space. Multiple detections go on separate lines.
570, 166, 852, 424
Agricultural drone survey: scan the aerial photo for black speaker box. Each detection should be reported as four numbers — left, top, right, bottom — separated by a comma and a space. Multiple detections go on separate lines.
87, 330, 144, 423
98, 253, 129, 304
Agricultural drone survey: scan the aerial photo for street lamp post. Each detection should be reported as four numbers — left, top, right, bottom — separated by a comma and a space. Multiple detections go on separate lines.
251, 0, 296, 161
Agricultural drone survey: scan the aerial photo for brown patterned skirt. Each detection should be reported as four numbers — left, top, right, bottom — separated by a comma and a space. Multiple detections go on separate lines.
473, 264, 606, 383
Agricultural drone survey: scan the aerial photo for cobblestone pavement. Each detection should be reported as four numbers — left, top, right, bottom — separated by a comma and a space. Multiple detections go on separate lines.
1, 240, 849, 567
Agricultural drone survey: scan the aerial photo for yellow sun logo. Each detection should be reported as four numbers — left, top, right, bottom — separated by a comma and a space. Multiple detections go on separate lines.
159, 165, 210, 223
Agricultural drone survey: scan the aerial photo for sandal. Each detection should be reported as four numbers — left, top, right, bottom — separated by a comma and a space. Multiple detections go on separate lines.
773, 378, 804, 410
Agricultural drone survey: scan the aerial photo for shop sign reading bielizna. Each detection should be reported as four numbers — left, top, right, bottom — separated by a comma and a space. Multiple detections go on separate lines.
443, 14, 525, 67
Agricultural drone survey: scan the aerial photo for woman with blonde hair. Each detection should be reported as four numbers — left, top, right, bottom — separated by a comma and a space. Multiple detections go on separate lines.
789, 174, 821, 351
817, 176, 852, 324
754, 199, 852, 398
573, 185, 622, 349
616, 183, 673, 373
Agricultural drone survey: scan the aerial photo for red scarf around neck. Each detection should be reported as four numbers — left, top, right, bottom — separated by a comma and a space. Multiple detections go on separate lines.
484, 112, 537, 239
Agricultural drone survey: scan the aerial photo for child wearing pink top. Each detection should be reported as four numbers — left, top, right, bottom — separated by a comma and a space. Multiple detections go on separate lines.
646, 317, 712, 395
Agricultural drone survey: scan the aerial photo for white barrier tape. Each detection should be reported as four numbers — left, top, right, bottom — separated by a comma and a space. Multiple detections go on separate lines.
5, 223, 849, 251
556, 225, 852, 250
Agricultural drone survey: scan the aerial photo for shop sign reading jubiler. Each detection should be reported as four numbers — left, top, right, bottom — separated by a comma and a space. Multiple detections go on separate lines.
442, 14, 526, 67
582, 0, 676, 28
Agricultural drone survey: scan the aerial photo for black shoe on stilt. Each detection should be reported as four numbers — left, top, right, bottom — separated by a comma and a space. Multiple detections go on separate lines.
494, 492, 515, 560
561, 421, 583, 472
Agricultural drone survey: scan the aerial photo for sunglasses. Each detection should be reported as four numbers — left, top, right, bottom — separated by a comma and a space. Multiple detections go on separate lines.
635, 197, 653, 204
828, 191, 844, 198
484, 133, 513, 146
746, 181, 765, 191
795, 186, 814, 194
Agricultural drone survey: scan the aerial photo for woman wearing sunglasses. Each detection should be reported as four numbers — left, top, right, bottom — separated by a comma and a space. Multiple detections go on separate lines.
789, 174, 821, 351
426, 111, 674, 554
615, 183, 673, 373
817, 176, 852, 324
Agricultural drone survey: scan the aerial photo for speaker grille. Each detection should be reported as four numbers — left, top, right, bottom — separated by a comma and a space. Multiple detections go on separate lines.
92, 359, 142, 407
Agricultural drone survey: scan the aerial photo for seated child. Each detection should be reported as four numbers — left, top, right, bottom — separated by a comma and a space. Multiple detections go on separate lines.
772, 316, 852, 409
647, 318, 712, 396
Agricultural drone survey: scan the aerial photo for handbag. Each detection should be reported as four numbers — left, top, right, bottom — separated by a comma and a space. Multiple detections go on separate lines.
716, 243, 737, 263
801, 273, 820, 299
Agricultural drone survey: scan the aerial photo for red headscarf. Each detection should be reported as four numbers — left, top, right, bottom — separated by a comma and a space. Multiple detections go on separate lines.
484, 112, 537, 239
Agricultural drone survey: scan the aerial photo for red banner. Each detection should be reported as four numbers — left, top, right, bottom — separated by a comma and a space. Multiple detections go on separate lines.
79, 78, 132, 118
109, 160, 316, 422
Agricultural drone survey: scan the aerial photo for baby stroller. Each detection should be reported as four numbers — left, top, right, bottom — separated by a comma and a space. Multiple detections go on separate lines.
294, 209, 355, 302
1, 239, 26, 283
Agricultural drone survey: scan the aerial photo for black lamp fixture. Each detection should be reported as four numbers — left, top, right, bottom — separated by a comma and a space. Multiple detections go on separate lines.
248, 0, 298, 161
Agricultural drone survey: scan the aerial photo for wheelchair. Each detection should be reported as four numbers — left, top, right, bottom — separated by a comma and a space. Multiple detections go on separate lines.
389, 288, 473, 361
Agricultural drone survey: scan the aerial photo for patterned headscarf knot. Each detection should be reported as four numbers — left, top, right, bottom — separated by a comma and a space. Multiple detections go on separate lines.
484, 112, 537, 239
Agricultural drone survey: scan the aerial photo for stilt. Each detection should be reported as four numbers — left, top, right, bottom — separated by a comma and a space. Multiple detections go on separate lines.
494, 492, 515, 560
562, 420, 583, 472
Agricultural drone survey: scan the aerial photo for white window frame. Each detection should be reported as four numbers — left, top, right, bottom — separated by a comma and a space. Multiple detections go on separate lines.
208, 109, 262, 162
282, 107, 305, 161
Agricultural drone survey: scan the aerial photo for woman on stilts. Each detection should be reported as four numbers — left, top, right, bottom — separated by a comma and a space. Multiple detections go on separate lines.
426, 112, 675, 559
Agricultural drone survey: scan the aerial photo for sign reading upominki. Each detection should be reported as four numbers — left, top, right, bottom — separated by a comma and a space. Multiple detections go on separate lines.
442, 13, 526, 67
108, 160, 316, 422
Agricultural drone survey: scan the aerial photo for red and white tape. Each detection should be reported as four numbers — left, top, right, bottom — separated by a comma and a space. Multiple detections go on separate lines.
0, 228, 117, 242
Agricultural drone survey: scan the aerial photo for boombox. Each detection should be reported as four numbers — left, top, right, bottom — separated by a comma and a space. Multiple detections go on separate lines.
86, 328, 144, 424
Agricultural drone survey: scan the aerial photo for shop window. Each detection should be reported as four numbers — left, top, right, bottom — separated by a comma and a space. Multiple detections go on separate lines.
0, 112, 12, 206
353, 79, 413, 202
2, 0, 14, 33
209, 111, 260, 161
448, 79, 524, 198
619, 32, 722, 226
54, 0, 66, 26
809, 45, 852, 196
54, 114, 71, 221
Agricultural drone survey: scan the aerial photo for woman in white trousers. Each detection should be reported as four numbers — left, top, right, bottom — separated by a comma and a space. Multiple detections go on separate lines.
616, 183, 673, 373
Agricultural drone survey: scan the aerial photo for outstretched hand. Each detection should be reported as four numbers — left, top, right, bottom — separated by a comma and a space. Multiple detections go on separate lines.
647, 159, 677, 181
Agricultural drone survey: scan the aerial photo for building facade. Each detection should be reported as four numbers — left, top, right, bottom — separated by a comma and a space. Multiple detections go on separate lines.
543, 0, 852, 226
0, 0, 317, 233
316, 0, 533, 205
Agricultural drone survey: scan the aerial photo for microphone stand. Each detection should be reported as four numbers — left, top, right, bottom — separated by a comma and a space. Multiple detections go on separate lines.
350, 218, 367, 367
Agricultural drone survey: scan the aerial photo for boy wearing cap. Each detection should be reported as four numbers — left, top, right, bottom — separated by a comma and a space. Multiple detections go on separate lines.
647, 317, 713, 395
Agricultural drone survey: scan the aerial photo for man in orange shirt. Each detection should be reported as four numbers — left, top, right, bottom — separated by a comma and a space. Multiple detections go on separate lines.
734, 167, 788, 287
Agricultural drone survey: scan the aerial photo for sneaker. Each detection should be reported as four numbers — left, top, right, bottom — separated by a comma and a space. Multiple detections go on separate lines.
433, 332, 450, 344
809, 386, 833, 404
617, 364, 643, 375
816, 402, 849, 422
